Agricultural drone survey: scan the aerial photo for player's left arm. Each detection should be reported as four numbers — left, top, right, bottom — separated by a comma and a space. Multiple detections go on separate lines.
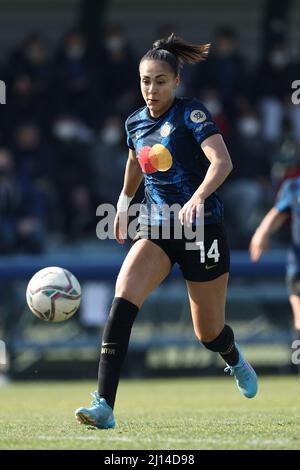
249, 207, 289, 262
249, 178, 292, 261
197, 134, 233, 198
179, 134, 232, 224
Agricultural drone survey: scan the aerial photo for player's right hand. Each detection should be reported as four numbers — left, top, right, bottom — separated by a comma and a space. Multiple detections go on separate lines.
249, 231, 269, 262
114, 211, 128, 244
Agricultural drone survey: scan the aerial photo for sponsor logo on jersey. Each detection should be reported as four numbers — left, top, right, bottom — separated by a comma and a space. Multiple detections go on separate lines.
137, 144, 173, 174
190, 109, 206, 123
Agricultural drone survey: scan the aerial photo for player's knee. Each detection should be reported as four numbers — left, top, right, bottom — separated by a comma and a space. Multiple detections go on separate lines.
114, 283, 144, 308
193, 328, 204, 342
194, 329, 202, 341
193, 327, 222, 343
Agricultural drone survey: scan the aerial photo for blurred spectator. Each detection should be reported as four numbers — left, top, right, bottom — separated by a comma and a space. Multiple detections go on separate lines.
51, 114, 97, 240
90, 114, 127, 204
64, 185, 97, 241
0, 148, 45, 253
103, 25, 140, 116
12, 122, 51, 184
52, 114, 93, 144
11, 122, 58, 230
201, 88, 231, 140
4, 34, 52, 135
4, 74, 45, 141
51, 29, 102, 126
191, 26, 247, 120
220, 101, 272, 247
253, 42, 300, 144
7, 33, 51, 96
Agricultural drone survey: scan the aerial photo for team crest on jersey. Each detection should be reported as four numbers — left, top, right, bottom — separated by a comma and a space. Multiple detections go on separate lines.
160, 122, 172, 137
190, 110, 206, 123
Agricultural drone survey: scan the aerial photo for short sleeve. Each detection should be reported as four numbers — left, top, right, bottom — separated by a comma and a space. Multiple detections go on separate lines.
183, 99, 219, 145
275, 179, 292, 213
125, 117, 134, 150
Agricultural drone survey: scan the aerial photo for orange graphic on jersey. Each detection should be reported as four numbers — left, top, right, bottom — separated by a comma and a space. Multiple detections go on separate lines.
137, 144, 173, 174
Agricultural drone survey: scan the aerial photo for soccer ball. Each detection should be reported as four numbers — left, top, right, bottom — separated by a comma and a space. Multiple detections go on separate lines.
26, 267, 81, 322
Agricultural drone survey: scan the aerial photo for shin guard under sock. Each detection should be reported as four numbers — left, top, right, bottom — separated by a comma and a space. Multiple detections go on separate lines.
98, 297, 139, 409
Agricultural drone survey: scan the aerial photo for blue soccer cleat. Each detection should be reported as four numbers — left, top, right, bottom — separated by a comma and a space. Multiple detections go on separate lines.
224, 343, 258, 398
75, 392, 116, 429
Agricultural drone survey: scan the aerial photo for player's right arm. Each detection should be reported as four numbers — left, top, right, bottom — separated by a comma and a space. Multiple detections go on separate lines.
114, 149, 143, 244
122, 149, 143, 198
249, 207, 289, 262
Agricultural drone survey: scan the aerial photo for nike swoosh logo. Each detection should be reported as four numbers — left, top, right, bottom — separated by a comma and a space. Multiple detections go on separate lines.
102, 342, 117, 346
205, 264, 217, 270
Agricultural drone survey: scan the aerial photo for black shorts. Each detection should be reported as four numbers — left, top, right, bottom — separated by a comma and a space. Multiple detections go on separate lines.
132, 223, 230, 282
286, 249, 300, 296
286, 273, 300, 296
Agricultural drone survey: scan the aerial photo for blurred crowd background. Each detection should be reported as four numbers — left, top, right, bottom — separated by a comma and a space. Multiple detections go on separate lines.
0, 0, 299, 254
0, 0, 300, 378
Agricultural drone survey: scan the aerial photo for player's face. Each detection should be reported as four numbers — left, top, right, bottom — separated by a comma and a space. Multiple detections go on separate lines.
139, 60, 179, 118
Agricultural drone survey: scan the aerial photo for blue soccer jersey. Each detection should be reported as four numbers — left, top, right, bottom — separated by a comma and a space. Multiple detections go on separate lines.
275, 176, 300, 276
275, 177, 300, 246
125, 97, 223, 225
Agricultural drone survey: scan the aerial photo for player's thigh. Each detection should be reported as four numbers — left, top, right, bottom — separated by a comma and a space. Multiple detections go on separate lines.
186, 272, 229, 342
115, 239, 172, 307
286, 269, 300, 329
289, 295, 300, 329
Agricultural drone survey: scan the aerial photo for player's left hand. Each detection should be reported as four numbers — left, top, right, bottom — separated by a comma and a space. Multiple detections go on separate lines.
178, 195, 204, 225
249, 230, 270, 262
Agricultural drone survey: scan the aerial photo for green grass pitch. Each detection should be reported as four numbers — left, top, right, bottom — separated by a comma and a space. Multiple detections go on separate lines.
0, 376, 300, 450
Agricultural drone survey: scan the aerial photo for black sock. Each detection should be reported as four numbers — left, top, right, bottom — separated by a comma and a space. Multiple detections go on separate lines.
202, 324, 239, 366
98, 297, 139, 409
296, 329, 300, 376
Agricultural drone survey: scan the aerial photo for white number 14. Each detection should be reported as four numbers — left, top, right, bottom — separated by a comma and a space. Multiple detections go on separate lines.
196, 239, 220, 263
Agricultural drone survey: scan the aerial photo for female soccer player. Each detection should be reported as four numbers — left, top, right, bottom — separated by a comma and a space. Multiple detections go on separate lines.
75, 34, 257, 429
250, 176, 300, 374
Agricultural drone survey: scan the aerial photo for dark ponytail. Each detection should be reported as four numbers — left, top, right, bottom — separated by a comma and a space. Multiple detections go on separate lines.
140, 33, 210, 75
